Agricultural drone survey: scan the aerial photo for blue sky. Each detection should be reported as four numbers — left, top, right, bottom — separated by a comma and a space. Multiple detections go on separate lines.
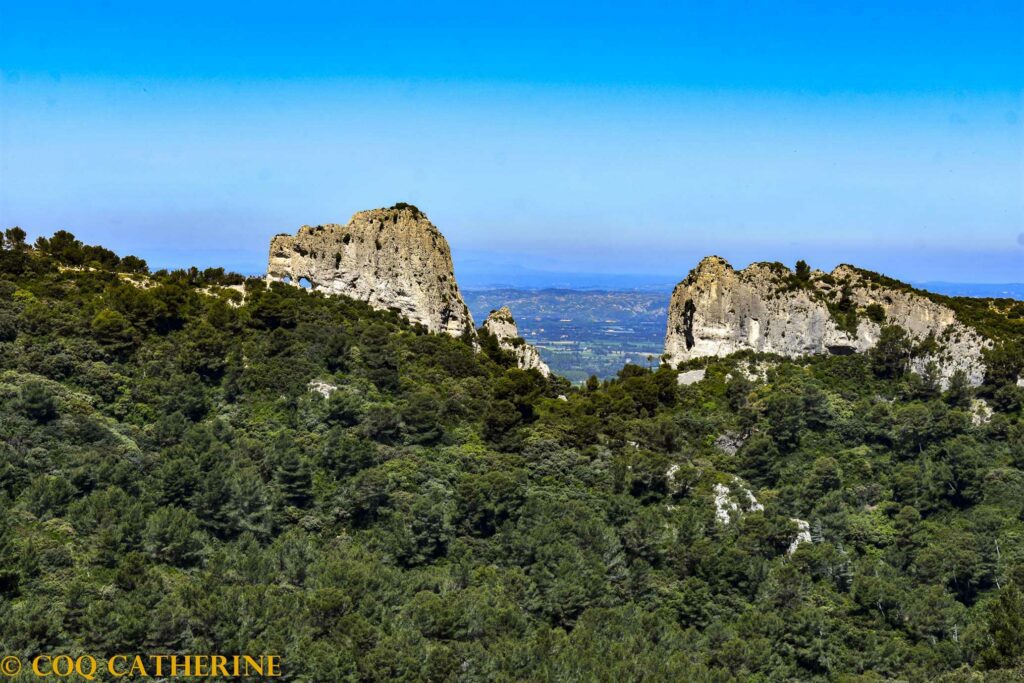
1, 1, 1022, 284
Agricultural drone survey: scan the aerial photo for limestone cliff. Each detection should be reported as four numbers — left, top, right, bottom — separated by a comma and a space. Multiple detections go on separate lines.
664, 256, 989, 384
482, 307, 551, 377
267, 204, 474, 336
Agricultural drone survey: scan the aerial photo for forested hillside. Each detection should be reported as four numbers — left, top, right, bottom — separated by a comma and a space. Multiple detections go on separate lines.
1, 230, 1024, 681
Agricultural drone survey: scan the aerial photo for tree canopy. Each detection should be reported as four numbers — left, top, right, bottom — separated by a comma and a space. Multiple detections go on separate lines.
0, 233, 1023, 680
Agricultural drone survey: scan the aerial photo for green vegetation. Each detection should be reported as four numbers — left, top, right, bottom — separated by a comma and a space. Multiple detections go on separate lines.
1, 234, 1023, 680
388, 202, 425, 219
826, 285, 860, 335
864, 302, 887, 324
782, 258, 814, 292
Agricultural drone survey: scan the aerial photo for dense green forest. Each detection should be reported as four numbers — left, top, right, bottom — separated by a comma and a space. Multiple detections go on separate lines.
1, 229, 1024, 681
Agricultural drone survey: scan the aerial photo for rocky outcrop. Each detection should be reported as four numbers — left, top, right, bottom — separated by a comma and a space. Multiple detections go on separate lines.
787, 519, 812, 555
713, 477, 764, 525
711, 477, 811, 555
308, 379, 338, 398
664, 256, 989, 384
267, 204, 474, 336
482, 307, 550, 376
713, 432, 745, 455
677, 369, 706, 386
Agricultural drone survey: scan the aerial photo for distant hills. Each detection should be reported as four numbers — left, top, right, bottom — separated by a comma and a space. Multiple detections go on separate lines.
460, 267, 1024, 301
914, 282, 1024, 299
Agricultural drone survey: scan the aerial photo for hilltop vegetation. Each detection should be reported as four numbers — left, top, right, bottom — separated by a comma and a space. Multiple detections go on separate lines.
1, 231, 1024, 681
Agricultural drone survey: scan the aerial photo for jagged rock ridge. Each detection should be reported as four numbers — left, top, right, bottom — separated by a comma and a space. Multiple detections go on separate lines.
664, 256, 989, 384
482, 307, 550, 376
266, 204, 474, 336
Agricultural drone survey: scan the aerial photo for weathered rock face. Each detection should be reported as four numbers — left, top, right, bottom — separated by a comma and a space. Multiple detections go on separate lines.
482, 307, 550, 377
267, 204, 474, 336
664, 256, 989, 384
677, 368, 706, 386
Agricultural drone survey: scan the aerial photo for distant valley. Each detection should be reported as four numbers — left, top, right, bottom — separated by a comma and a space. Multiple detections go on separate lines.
465, 288, 670, 382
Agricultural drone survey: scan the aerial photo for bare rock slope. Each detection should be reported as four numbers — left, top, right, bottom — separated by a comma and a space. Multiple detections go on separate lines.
482, 307, 551, 376
664, 256, 989, 384
267, 204, 474, 336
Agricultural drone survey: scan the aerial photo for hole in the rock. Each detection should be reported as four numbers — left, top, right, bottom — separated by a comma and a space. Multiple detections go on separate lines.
827, 345, 856, 356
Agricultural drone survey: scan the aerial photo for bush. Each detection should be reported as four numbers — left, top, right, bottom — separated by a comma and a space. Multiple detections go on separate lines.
0, 312, 16, 342
17, 380, 57, 423
143, 506, 204, 567
91, 309, 136, 352
864, 303, 886, 324
869, 325, 911, 379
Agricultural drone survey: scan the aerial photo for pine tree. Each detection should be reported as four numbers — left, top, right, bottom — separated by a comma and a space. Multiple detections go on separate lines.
276, 451, 313, 509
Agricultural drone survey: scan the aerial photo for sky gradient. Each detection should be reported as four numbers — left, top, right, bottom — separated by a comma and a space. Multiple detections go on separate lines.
1, 1, 1022, 284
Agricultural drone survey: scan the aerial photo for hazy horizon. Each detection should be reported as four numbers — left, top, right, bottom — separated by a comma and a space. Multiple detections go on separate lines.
2, 1, 1022, 281
8, 221, 1024, 295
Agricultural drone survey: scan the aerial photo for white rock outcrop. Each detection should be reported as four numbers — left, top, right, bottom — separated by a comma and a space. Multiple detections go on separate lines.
787, 518, 812, 555
712, 478, 812, 555
664, 256, 989, 385
482, 307, 550, 376
713, 478, 764, 525
677, 369, 706, 386
267, 204, 474, 337
308, 379, 338, 398
713, 432, 745, 455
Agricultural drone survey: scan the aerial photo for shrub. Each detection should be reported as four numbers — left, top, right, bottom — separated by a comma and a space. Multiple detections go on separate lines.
18, 380, 57, 423
864, 303, 886, 324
